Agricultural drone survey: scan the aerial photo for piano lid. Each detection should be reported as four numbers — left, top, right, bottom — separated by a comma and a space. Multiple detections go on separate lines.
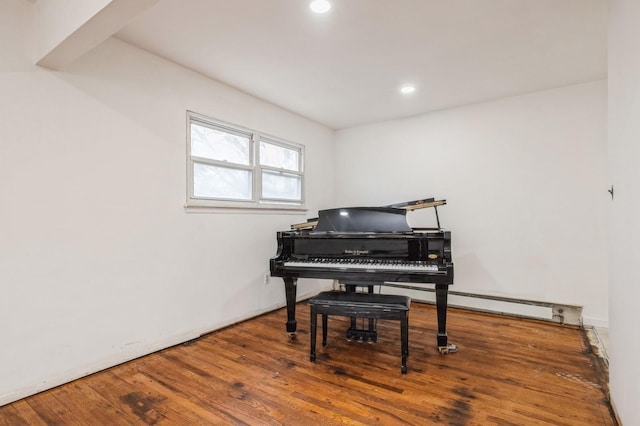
313, 207, 412, 233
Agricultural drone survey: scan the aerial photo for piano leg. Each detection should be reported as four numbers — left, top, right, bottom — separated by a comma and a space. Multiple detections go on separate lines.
284, 278, 298, 338
435, 284, 457, 354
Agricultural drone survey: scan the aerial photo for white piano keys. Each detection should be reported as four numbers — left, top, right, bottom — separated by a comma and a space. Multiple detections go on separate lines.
283, 259, 439, 272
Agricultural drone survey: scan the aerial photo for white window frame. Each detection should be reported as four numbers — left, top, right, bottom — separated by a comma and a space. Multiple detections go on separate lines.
186, 111, 306, 212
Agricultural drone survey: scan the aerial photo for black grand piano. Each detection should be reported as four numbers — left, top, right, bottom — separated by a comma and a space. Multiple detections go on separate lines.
270, 198, 456, 353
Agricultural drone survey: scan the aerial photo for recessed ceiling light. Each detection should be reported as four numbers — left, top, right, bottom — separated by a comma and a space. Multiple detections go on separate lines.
310, 0, 331, 14
400, 85, 416, 94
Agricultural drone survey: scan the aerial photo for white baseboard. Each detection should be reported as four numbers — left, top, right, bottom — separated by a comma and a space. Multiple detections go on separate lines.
582, 316, 609, 328
0, 331, 199, 407
0, 291, 322, 407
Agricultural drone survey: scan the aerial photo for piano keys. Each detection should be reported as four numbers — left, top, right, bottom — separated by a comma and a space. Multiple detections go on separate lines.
283, 259, 440, 272
270, 201, 456, 353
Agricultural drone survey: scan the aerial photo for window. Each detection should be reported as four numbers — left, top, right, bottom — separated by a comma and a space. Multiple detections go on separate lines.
186, 111, 304, 210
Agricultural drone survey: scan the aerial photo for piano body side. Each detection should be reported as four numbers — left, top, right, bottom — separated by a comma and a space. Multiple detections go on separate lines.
270, 229, 455, 350
270, 230, 454, 285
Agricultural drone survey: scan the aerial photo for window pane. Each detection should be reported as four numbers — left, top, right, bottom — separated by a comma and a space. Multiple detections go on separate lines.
191, 123, 250, 165
262, 170, 301, 200
194, 163, 252, 200
260, 141, 299, 171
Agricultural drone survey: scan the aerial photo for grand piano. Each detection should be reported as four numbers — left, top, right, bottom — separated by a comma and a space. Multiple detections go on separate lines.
270, 198, 456, 353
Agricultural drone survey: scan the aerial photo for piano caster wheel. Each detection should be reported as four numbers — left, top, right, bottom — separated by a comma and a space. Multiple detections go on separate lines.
438, 343, 458, 354
401, 366, 407, 374
288, 332, 297, 340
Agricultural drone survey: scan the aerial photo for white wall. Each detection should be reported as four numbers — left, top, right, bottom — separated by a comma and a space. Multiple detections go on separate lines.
335, 81, 608, 326
608, 1, 640, 424
0, 0, 617, 412
0, 0, 334, 405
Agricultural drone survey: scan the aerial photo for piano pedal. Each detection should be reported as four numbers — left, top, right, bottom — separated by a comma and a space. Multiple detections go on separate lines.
346, 328, 377, 343
438, 343, 458, 354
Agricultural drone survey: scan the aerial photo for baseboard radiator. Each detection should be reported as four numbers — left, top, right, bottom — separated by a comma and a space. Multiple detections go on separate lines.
377, 284, 583, 326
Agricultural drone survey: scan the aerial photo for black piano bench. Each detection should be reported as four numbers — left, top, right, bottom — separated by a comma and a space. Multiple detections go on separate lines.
309, 291, 411, 374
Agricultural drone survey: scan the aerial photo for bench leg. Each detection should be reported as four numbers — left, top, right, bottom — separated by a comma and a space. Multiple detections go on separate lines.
322, 314, 328, 347
401, 312, 409, 374
310, 306, 317, 362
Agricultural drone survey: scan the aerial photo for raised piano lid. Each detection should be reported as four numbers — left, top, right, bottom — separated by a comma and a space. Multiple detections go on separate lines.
312, 207, 412, 233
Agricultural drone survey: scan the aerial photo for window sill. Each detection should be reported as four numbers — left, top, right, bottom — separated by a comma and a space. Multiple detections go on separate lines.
184, 201, 307, 214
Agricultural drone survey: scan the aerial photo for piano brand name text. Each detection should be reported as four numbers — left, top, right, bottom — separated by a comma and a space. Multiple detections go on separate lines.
344, 249, 369, 255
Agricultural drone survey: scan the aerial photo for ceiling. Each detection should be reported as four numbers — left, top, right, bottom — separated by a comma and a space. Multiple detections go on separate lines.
115, 0, 607, 130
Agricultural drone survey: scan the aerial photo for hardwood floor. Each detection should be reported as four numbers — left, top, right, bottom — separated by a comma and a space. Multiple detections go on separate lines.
0, 301, 616, 425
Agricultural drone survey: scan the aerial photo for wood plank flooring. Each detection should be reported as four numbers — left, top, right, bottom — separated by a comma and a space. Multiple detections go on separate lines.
0, 301, 616, 425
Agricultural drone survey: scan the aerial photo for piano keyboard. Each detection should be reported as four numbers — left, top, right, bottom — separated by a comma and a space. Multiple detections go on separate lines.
284, 259, 439, 272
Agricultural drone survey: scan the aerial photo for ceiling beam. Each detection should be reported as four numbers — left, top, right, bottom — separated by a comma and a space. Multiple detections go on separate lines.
34, 0, 158, 70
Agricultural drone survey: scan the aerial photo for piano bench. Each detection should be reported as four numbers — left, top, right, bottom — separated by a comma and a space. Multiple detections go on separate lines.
308, 291, 411, 374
